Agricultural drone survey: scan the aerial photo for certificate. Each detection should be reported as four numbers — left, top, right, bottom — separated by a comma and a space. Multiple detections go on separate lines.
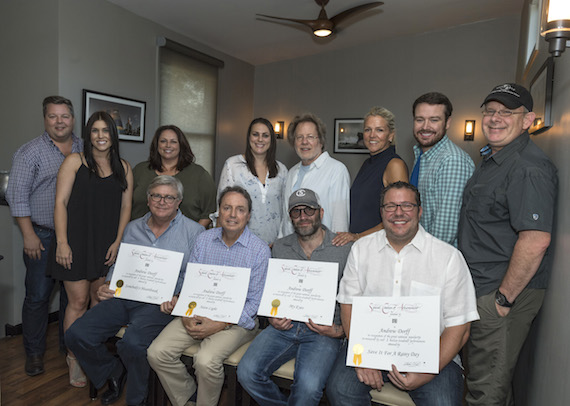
109, 243, 184, 305
172, 263, 251, 324
347, 296, 440, 373
257, 258, 339, 325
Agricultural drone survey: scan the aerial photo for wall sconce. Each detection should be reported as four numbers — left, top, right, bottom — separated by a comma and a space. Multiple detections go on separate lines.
464, 120, 475, 141
541, 0, 570, 57
274, 121, 285, 139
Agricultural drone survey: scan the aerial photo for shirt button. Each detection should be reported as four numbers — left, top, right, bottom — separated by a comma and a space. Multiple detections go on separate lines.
395, 280, 399, 284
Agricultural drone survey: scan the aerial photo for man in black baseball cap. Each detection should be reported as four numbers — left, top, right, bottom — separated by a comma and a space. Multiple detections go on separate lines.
458, 83, 558, 405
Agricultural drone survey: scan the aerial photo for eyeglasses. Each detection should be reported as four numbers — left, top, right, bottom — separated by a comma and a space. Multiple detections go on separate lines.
290, 206, 318, 219
294, 134, 318, 142
482, 109, 526, 118
149, 193, 178, 204
381, 202, 418, 212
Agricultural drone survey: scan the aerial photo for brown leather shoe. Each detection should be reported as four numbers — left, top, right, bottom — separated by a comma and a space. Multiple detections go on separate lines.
25, 355, 44, 376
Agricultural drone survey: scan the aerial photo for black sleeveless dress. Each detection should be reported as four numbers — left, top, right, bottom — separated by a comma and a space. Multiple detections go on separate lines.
48, 164, 123, 281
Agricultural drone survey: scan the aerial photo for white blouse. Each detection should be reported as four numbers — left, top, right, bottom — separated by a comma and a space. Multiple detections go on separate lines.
217, 155, 288, 245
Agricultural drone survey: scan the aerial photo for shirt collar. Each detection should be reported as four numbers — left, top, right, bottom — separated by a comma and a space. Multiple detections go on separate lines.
413, 135, 449, 159
376, 225, 426, 253
303, 151, 330, 169
487, 131, 530, 165
213, 225, 252, 248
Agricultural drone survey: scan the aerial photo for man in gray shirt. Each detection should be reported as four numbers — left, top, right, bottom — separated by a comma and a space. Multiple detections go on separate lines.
458, 83, 558, 405
238, 188, 352, 405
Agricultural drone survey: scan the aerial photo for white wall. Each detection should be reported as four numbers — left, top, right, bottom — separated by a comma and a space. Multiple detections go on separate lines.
254, 16, 521, 178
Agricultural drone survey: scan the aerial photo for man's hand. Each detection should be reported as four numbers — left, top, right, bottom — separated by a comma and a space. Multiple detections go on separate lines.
160, 296, 178, 314
495, 302, 511, 317
268, 317, 293, 331
356, 367, 384, 390
387, 365, 435, 391
23, 232, 44, 261
305, 319, 344, 338
184, 315, 227, 340
55, 242, 73, 270
97, 282, 115, 302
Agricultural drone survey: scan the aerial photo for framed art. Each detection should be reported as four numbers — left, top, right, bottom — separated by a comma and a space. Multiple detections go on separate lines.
334, 118, 366, 153
83, 89, 146, 142
529, 57, 554, 135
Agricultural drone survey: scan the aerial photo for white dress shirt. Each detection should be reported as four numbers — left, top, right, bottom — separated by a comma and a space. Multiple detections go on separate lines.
338, 225, 479, 366
280, 151, 350, 237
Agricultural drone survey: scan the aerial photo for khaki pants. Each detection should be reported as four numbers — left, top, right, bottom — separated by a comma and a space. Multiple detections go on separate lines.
147, 317, 258, 406
466, 289, 545, 406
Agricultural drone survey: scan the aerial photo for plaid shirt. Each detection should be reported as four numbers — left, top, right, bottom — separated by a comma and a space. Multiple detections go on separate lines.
6, 132, 83, 229
413, 135, 474, 247
189, 226, 270, 329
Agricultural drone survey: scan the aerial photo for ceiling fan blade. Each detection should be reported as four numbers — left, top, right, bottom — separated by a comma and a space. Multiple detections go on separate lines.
256, 14, 320, 30
330, 1, 383, 26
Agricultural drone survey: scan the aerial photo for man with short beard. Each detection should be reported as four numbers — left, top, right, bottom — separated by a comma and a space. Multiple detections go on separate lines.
409, 92, 474, 247
238, 188, 352, 405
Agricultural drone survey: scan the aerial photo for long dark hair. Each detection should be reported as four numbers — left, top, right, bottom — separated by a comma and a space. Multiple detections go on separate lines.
148, 125, 195, 171
244, 118, 279, 178
83, 111, 127, 190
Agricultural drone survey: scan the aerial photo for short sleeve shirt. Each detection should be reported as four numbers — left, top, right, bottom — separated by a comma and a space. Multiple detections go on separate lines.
458, 132, 558, 297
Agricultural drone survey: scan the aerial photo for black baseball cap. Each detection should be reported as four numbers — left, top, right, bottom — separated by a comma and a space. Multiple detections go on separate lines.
481, 83, 533, 111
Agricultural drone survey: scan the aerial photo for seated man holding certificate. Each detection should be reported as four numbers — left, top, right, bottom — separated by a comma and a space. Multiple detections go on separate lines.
147, 186, 271, 406
237, 188, 352, 405
326, 181, 479, 406
65, 176, 204, 406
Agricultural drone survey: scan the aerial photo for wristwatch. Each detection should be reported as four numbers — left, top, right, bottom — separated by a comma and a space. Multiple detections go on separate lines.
495, 290, 514, 308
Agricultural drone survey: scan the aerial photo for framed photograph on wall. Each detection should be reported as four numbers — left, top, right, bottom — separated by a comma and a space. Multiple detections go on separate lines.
83, 89, 146, 142
334, 118, 366, 154
529, 57, 554, 135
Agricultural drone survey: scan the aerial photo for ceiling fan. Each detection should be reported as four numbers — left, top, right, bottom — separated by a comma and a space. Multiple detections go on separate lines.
256, 0, 384, 38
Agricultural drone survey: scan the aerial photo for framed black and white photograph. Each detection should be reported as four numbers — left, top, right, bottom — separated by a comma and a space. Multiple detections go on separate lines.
529, 57, 554, 135
334, 118, 366, 153
83, 89, 146, 142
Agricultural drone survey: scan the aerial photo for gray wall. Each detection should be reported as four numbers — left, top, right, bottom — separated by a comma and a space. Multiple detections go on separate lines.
0, 0, 254, 336
254, 16, 521, 179
0, 0, 61, 334
515, 2, 570, 403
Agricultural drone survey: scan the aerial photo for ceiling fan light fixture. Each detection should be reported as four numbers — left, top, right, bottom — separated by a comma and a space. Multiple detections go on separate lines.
313, 28, 333, 37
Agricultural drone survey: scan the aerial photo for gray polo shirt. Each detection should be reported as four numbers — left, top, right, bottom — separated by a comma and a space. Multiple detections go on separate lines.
458, 132, 558, 297
272, 226, 353, 325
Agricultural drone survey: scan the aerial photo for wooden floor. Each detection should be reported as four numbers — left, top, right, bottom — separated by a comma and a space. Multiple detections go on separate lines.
0, 322, 128, 406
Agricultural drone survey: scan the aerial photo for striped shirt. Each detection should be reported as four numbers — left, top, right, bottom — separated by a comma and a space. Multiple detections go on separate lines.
412, 135, 474, 247
6, 132, 83, 229
190, 226, 270, 330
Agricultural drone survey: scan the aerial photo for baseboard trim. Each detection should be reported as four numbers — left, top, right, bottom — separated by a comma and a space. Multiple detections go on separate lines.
4, 311, 60, 336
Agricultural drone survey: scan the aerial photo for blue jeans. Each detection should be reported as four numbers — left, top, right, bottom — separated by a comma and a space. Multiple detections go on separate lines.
65, 298, 173, 405
326, 341, 464, 406
237, 321, 342, 406
22, 226, 66, 356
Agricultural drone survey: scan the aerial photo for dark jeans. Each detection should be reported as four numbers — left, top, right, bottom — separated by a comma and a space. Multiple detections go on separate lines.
326, 341, 464, 406
22, 226, 66, 356
66, 298, 173, 405
238, 322, 342, 406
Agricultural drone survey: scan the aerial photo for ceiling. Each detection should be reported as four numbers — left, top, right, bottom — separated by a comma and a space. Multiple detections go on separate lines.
108, 0, 523, 66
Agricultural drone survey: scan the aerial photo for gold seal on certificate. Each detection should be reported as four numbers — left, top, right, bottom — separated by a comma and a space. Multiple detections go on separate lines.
258, 258, 339, 325
109, 243, 184, 305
